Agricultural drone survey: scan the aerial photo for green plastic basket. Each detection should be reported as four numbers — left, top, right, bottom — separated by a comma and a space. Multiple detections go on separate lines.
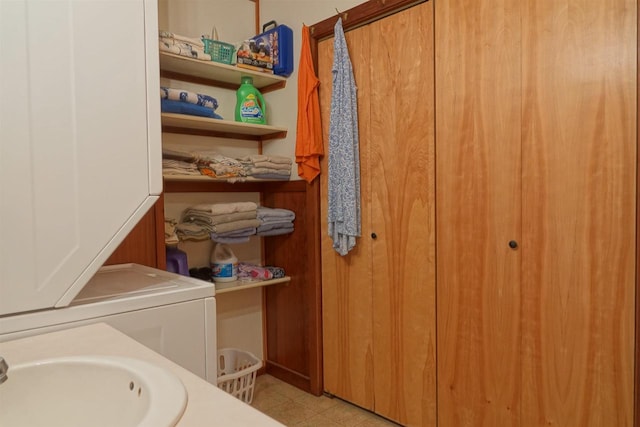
203, 39, 235, 65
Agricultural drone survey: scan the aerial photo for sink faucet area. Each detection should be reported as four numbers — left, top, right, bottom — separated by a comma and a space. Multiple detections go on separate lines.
0, 323, 284, 426
0, 355, 187, 427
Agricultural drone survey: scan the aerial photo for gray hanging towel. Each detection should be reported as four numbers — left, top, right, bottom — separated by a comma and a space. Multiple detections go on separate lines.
327, 18, 361, 256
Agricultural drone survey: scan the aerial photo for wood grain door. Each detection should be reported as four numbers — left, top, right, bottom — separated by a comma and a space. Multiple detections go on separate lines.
436, 0, 637, 426
368, 3, 436, 426
520, 1, 636, 425
320, 3, 436, 424
435, 0, 523, 425
320, 24, 376, 411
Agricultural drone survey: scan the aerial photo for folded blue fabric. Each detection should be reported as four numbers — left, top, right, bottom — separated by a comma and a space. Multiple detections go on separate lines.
161, 99, 224, 119
257, 225, 294, 236
160, 87, 219, 110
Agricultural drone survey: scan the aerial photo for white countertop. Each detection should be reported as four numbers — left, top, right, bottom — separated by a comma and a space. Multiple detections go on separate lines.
0, 323, 284, 427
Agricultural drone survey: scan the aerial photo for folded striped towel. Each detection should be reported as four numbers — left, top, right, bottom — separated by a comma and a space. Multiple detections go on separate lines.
161, 87, 218, 110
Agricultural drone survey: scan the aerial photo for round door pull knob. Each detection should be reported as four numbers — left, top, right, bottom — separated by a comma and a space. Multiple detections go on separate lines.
371, 233, 378, 239
508, 240, 518, 249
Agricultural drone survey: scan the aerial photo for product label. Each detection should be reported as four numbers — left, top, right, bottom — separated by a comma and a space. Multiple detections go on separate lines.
212, 262, 237, 278
240, 95, 263, 120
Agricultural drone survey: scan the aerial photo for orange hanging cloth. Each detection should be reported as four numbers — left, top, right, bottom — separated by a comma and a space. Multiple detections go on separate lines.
295, 24, 323, 183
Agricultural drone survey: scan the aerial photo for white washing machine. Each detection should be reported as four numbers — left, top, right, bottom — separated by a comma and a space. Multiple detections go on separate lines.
0, 263, 217, 383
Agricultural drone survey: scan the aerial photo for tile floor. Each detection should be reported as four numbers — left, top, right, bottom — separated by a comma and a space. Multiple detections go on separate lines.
250, 374, 401, 427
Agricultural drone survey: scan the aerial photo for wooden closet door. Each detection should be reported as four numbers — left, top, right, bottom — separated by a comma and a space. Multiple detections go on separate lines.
435, 0, 523, 425
368, 3, 436, 426
319, 25, 375, 410
520, 1, 637, 425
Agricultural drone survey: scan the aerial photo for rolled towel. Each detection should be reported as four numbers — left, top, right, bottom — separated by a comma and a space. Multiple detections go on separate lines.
237, 262, 273, 280
160, 87, 218, 110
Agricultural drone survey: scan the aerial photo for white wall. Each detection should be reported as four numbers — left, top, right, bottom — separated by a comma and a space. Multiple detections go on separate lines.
159, 0, 365, 360
259, 0, 365, 165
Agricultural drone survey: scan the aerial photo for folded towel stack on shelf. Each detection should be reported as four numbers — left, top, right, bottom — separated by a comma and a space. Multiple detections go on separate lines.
256, 206, 295, 236
159, 30, 211, 61
176, 202, 260, 242
163, 148, 247, 179
173, 203, 295, 243
160, 86, 223, 120
239, 155, 292, 180
162, 148, 294, 182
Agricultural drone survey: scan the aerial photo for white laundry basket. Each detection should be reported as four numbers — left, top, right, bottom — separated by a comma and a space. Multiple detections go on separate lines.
216, 348, 262, 404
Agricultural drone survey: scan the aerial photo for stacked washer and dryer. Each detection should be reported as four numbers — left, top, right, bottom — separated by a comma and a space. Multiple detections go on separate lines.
0, 264, 217, 383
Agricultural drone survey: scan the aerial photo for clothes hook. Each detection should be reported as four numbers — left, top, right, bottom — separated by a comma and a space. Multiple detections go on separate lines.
335, 7, 348, 21
334, 7, 347, 21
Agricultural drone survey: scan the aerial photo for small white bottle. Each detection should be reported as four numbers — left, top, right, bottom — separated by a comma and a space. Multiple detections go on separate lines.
210, 243, 238, 282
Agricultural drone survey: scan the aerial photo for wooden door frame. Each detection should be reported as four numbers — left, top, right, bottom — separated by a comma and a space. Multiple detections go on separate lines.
636, 3, 639, 425
308, 0, 429, 397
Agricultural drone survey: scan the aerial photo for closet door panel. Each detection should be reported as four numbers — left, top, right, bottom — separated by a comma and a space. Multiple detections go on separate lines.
319, 27, 375, 410
520, 1, 637, 425
368, 3, 436, 426
435, 1, 523, 425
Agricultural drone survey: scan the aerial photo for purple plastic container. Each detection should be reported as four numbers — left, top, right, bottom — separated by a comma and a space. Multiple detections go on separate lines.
166, 246, 189, 276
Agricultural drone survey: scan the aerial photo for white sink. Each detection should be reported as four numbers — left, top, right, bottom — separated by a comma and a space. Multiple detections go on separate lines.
0, 355, 187, 427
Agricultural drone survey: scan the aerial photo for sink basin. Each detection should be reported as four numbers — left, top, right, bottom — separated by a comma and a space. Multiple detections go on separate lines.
0, 355, 187, 427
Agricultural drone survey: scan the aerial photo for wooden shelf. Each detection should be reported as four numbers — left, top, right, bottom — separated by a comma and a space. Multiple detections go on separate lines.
163, 175, 289, 183
215, 276, 291, 294
163, 178, 307, 193
161, 113, 287, 140
159, 52, 287, 93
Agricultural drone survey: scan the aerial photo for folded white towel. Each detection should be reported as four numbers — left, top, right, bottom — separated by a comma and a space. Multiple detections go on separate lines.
188, 202, 258, 216
159, 30, 204, 48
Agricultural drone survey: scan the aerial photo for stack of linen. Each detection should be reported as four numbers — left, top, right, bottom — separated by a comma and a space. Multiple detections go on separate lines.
164, 218, 179, 245
160, 86, 223, 119
256, 207, 295, 236
163, 148, 247, 180
176, 202, 261, 243
159, 30, 211, 61
240, 155, 292, 180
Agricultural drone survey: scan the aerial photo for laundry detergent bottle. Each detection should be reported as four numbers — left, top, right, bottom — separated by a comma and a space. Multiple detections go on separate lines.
210, 243, 238, 283
235, 76, 266, 124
